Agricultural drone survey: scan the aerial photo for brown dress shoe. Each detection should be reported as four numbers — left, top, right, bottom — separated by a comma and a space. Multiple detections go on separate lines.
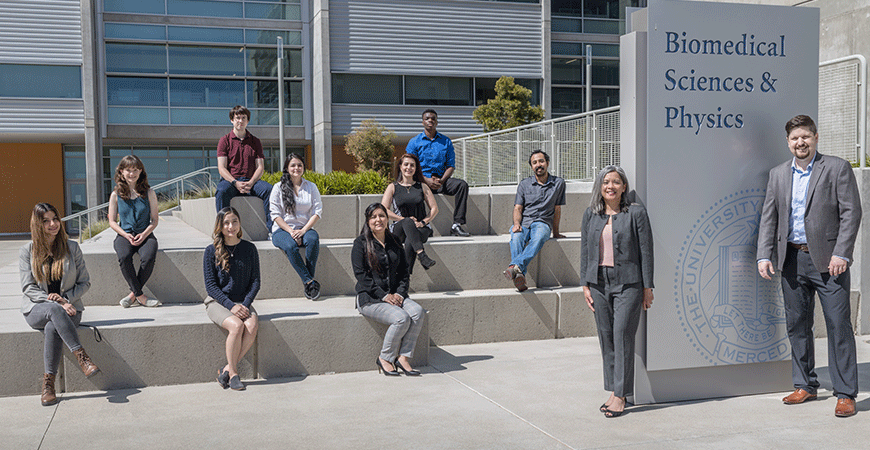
835, 398, 856, 417
782, 388, 817, 404
41, 373, 58, 406
73, 348, 99, 377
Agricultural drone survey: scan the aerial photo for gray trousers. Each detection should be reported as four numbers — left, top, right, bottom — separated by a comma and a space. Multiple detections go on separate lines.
24, 302, 83, 374
357, 297, 425, 362
589, 266, 643, 398
781, 247, 858, 399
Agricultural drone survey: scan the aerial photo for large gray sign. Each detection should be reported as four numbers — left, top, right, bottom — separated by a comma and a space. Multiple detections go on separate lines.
621, 0, 819, 402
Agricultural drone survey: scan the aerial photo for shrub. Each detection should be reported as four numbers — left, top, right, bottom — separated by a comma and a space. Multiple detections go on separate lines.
259, 170, 390, 195
344, 119, 397, 177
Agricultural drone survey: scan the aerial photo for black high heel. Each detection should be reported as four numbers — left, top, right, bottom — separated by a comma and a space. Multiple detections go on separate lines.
395, 359, 421, 376
376, 358, 400, 376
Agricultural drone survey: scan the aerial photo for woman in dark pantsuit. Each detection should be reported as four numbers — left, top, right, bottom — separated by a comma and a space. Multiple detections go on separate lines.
580, 166, 654, 418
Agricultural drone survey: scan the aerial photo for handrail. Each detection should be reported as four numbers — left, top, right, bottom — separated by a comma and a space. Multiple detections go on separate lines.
453, 106, 621, 143
62, 166, 217, 239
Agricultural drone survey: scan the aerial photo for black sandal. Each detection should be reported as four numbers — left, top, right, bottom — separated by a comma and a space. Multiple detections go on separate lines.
603, 408, 624, 418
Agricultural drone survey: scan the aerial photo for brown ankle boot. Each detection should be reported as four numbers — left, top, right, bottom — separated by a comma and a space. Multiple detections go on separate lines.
73, 348, 99, 377
41, 373, 58, 406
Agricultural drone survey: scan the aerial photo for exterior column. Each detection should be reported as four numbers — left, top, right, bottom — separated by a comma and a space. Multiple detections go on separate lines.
81, 0, 102, 210
541, 0, 551, 119
312, 0, 332, 173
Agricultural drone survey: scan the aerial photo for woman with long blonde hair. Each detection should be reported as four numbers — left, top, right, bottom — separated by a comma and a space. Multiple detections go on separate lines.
20, 203, 100, 406
108, 155, 160, 307
203, 207, 260, 391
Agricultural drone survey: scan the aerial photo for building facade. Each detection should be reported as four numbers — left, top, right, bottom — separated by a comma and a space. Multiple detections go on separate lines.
4, 0, 862, 233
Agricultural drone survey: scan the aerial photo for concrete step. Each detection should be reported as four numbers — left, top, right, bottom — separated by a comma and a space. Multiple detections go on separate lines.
179, 186, 592, 241
1, 286, 594, 398
79, 228, 583, 306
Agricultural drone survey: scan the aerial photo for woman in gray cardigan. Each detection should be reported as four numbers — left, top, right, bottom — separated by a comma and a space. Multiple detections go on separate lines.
580, 166, 654, 418
20, 203, 100, 406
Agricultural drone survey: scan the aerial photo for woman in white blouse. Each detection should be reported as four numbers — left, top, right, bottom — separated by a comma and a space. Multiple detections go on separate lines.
270, 153, 323, 300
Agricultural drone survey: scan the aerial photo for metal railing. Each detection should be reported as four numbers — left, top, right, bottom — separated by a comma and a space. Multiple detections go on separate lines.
63, 166, 218, 240
453, 106, 621, 186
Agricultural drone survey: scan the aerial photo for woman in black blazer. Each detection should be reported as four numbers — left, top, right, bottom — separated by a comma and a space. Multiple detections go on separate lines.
351, 203, 425, 376
580, 166, 654, 417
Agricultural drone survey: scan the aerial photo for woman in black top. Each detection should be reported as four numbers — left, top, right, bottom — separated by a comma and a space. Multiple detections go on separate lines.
351, 203, 426, 376
203, 207, 260, 391
380, 153, 439, 272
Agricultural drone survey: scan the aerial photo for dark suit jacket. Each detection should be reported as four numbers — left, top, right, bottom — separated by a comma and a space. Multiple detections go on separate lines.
756, 152, 862, 273
580, 204, 655, 288
351, 234, 410, 307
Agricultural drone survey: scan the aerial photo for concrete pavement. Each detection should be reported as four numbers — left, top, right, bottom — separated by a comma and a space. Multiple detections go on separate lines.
2, 336, 869, 450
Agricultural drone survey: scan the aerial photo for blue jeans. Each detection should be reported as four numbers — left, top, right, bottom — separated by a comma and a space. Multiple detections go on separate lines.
509, 222, 551, 275
272, 228, 319, 284
215, 177, 273, 229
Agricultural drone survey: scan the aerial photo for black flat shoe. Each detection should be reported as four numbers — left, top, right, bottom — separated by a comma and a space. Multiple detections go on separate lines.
395, 360, 421, 376
376, 358, 399, 376
599, 403, 608, 413
603, 408, 624, 418
217, 369, 230, 389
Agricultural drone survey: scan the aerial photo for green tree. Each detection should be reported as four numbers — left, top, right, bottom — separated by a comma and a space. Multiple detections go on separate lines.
473, 76, 545, 132
344, 119, 397, 177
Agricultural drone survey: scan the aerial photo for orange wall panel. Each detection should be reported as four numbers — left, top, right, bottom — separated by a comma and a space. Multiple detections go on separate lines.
0, 143, 65, 233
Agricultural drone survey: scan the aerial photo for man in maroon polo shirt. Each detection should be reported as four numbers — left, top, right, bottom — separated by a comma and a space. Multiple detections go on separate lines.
215, 105, 273, 228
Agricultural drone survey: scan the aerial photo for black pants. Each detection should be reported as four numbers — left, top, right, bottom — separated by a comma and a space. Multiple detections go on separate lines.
435, 177, 468, 225
114, 233, 158, 297
392, 218, 432, 273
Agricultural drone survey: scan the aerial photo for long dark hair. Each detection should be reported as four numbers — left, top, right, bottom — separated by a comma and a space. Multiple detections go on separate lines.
114, 155, 150, 200
212, 207, 242, 273
280, 153, 305, 217
393, 153, 424, 183
359, 203, 399, 274
29, 203, 69, 283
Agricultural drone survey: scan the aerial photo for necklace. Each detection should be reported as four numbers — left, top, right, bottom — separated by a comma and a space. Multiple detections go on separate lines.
226, 243, 237, 258
398, 181, 413, 194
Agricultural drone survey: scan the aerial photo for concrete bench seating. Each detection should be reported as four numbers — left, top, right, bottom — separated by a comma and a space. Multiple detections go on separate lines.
178, 183, 592, 241
0, 286, 596, 397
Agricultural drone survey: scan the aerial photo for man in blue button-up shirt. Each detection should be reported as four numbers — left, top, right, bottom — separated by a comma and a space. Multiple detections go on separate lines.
406, 109, 471, 237
756, 115, 861, 418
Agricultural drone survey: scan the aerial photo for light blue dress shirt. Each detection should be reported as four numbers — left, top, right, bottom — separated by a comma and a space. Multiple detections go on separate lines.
787, 157, 813, 244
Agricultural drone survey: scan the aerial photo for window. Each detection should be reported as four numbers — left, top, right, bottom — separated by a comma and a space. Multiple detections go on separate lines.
332, 74, 402, 104
405, 76, 473, 106
0, 64, 81, 98
105, 0, 302, 20
106, 44, 167, 74
475, 78, 541, 106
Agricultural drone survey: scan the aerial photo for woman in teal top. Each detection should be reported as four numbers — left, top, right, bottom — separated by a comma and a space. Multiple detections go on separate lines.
108, 155, 160, 307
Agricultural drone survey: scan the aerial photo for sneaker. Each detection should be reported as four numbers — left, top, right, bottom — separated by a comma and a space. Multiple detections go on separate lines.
417, 251, 436, 270
305, 279, 321, 301
503, 266, 527, 291
217, 369, 230, 389
450, 224, 470, 237
119, 295, 135, 308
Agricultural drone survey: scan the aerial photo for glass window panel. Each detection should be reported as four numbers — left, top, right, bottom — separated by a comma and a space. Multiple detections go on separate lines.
332, 74, 401, 104
169, 148, 207, 158
133, 148, 169, 158
170, 79, 245, 106
245, 3, 301, 20
108, 107, 169, 124
0, 64, 81, 98
585, 0, 642, 20
168, 157, 199, 177
591, 59, 619, 86
474, 78, 540, 106
108, 147, 134, 157
64, 147, 86, 179
552, 58, 585, 85
249, 109, 301, 126
247, 48, 301, 77
584, 19, 620, 34
246, 30, 301, 45
167, 0, 242, 18
170, 108, 228, 125
552, 18, 582, 33
168, 26, 243, 43
106, 43, 166, 74
246, 80, 302, 108
107, 77, 168, 106
405, 76, 472, 106
552, 0, 583, 17
289, 109, 303, 126
67, 183, 87, 214
168, 45, 244, 76
592, 88, 620, 109
552, 42, 619, 57
104, 0, 165, 14
516, 79, 541, 105
105, 23, 166, 40
551, 87, 585, 115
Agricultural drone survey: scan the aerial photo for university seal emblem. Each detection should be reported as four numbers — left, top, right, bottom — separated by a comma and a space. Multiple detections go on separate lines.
673, 190, 789, 365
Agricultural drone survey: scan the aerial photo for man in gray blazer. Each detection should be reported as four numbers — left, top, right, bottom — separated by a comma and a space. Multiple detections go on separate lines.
757, 115, 861, 418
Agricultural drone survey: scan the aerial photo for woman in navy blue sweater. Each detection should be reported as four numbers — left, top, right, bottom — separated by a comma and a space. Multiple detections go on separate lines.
203, 207, 260, 391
